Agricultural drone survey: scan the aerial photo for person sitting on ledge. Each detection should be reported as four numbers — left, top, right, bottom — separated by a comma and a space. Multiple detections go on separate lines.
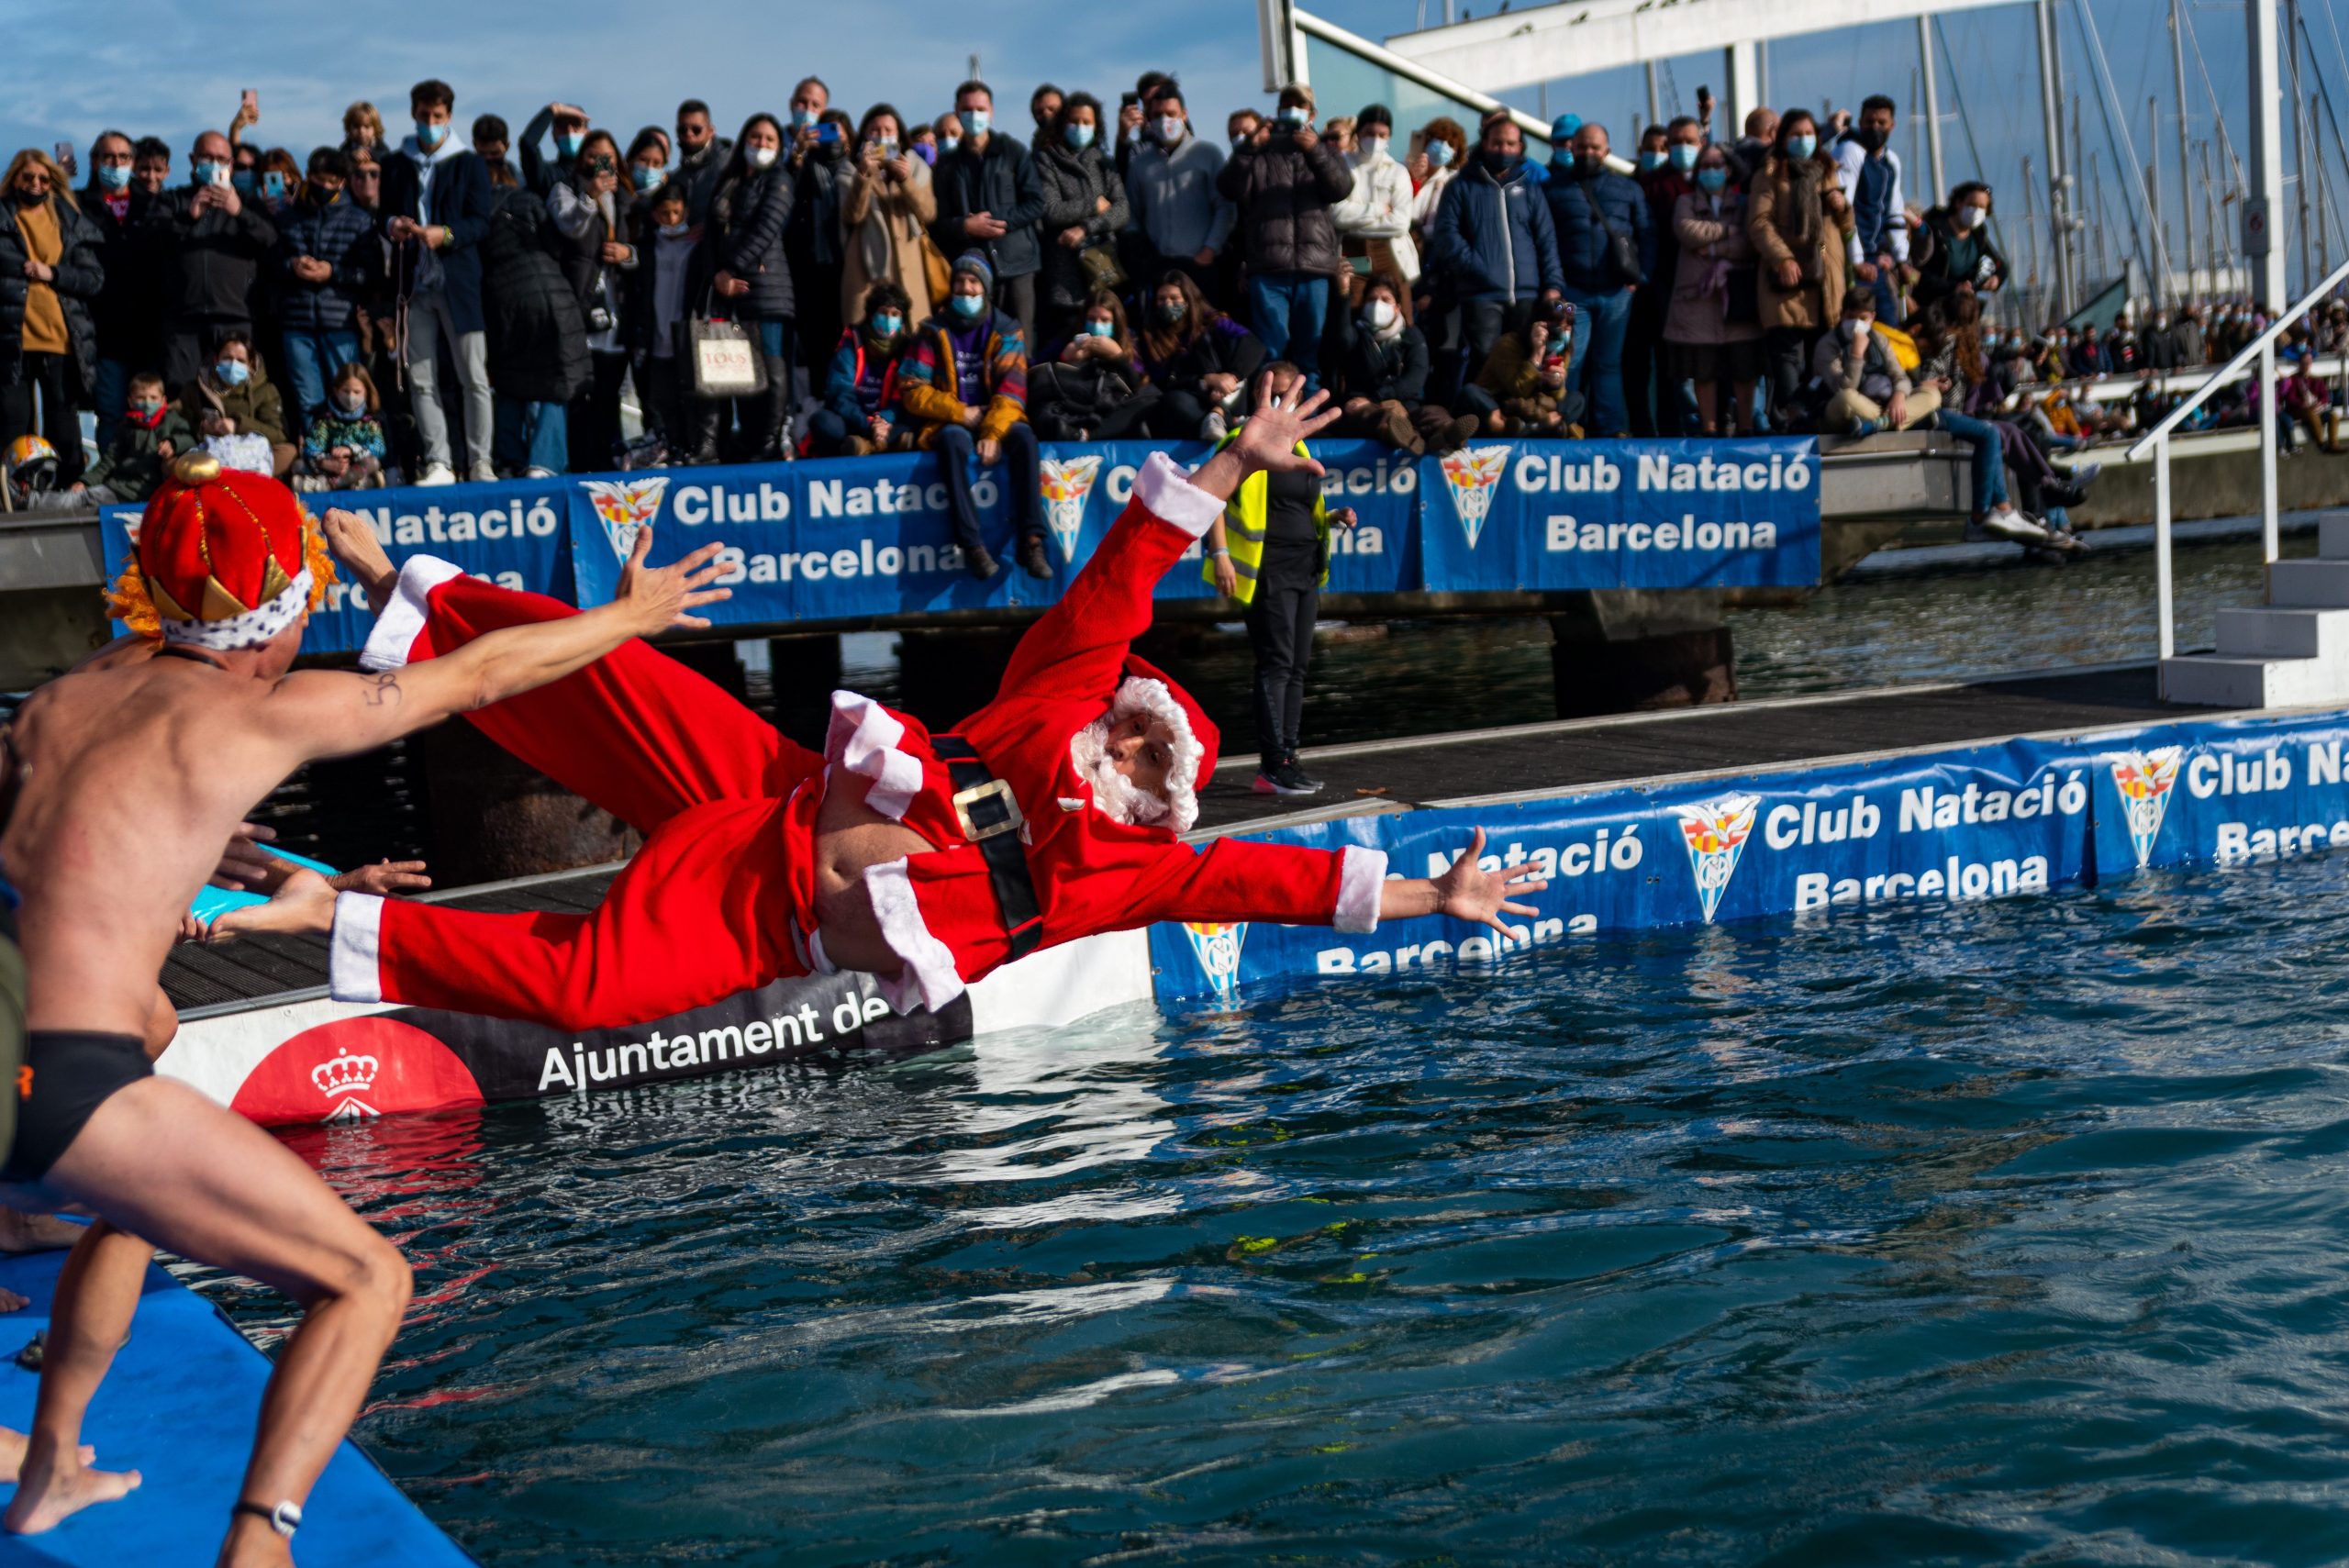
216, 378, 1550, 1038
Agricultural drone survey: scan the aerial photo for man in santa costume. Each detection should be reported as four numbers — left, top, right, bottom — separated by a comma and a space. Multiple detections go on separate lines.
228, 381, 1548, 1029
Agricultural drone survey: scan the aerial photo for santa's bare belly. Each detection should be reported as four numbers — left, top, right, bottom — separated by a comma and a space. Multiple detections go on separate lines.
809, 778, 930, 974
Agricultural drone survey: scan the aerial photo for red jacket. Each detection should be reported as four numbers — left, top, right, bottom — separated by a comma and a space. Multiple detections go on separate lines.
787, 451, 1389, 1012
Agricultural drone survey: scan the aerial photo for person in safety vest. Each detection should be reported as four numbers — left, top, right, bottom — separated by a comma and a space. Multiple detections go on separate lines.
215, 377, 1543, 1033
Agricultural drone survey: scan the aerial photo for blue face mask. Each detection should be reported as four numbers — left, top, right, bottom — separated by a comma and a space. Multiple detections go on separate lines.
1695, 167, 1729, 194
216, 358, 250, 386
1426, 140, 1454, 169
633, 164, 662, 191
1786, 133, 1817, 161
417, 118, 449, 150
950, 292, 985, 320
1669, 142, 1699, 172
792, 109, 818, 131
1064, 123, 1096, 150
1085, 319, 1114, 337
230, 169, 256, 195
871, 314, 902, 338
1638, 149, 1667, 172
97, 163, 131, 192
557, 130, 584, 158
1276, 107, 1307, 128
941, 135, 960, 155
913, 141, 938, 166
962, 108, 990, 137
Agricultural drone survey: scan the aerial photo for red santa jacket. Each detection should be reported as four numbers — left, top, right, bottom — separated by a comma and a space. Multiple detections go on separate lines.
793, 450, 1389, 1013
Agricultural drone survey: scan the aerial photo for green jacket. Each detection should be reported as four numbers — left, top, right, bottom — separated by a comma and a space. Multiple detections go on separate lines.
1204, 428, 1329, 606
84, 409, 196, 500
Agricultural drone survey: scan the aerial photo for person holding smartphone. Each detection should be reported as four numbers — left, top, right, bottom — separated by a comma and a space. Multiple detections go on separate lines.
548, 129, 637, 471
155, 128, 278, 393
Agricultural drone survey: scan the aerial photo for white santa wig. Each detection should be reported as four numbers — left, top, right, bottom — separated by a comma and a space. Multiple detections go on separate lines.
1069, 675, 1207, 832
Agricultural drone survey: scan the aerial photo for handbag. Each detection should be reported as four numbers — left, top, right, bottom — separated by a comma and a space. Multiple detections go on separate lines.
683, 298, 766, 400
1076, 239, 1129, 294
1575, 181, 1645, 288
918, 231, 953, 306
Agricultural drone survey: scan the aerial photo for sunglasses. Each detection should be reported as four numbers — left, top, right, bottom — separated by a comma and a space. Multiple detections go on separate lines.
585, 155, 617, 174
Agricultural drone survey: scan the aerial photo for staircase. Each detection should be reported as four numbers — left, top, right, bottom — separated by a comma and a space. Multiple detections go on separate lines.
2164, 514, 2349, 708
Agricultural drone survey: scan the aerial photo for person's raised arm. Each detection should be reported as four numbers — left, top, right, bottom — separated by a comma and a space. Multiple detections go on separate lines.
263, 524, 729, 762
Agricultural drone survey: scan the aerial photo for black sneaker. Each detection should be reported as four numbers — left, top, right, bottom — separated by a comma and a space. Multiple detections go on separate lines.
1282, 758, 1323, 792
1253, 766, 1317, 796
1019, 534, 1053, 579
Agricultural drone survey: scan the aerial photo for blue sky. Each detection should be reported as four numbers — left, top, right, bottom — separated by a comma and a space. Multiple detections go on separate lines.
10, 1, 2346, 306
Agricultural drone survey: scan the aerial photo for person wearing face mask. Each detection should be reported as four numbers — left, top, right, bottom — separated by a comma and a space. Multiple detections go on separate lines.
273, 147, 377, 426
1136, 269, 1266, 439
1664, 142, 1764, 437
80, 130, 161, 456
934, 113, 964, 161
1748, 108, 1854, 431
1218, 83, 1355, 394
548, 129, 638, 473
1330, 272, 1475, 454
1909, 181, 2008, 319
1432, 113, 1570, 395
896, 250, 1047, 579
181, 330, 295, 474
704, 113, 799, 462
624, 180, 718, 463
377, 78, 497, 484
1115, 72, 1174, 178
1540, 118, 1652, 437
1125, 86, 1235, 306
1407, 117, 1466, 255
1330, 104, 1419, 295
295, 361, 388, 490
932, 81, 1049, 359
0, 149, 102, 488
625, 128, 671, 214
1832, 95, 1908, 324
1033, 93, 1130, 347
810, 280, 912, 455
72, 369, 192, 503
1626, 114, 1704, 437
841, 106, 938, 333
787, 86, 854, 399
673, 99, 733, 227
154, 128, 279, 395
1030, 289, 1160, 441
520, 101, 591, 198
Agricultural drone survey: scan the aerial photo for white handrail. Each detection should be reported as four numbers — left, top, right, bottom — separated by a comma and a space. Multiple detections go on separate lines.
2127, 251, 2349, 461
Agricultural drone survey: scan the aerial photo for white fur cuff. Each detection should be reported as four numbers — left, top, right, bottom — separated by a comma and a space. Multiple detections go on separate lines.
1334, 846, 1387, 934
1132, 450, 1224, 539
328, 892, 385, 1004
358, 555, 467, 672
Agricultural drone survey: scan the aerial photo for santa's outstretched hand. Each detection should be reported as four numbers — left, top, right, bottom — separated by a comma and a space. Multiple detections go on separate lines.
1377, 828, 1550, 942
1186, 376, 1345, 506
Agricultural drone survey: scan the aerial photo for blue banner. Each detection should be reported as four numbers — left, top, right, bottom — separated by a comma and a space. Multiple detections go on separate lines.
101, 477, 575, 657
1417, 437, 1820, 591
1150, 711, 2349, 1006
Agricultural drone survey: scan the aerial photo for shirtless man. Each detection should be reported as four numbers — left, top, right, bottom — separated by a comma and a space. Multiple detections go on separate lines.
0, 452, 726, 1563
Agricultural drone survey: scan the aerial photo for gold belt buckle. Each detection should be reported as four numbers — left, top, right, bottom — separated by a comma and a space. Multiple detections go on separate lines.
952, 777, 1024, 842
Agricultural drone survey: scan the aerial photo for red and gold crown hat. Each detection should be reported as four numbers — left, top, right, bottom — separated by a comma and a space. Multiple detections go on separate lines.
108, 452, 336, 648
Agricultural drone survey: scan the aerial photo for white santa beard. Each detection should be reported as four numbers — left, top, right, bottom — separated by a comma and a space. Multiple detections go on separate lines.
1071, 715, 1174, 828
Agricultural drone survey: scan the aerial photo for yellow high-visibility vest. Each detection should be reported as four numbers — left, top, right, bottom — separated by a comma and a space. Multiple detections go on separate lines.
1203, 430, 1330, 606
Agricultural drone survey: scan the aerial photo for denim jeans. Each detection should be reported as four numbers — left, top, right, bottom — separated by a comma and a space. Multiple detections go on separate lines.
493, 395, 568, 475
1931, 407, 2007, 513
280, 328, 362, 428
1559, 284, 1633, 436
92, 357, 129, 454
1247, 272, 1330, 392
931, 421, 1041, 555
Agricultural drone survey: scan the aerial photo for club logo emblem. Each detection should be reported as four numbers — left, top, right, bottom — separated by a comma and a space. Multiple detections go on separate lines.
1038, 455, 1104, 563
1437, 445, 1511, 550
579, 476, 671, 562
309, 1047, 381, 1121
1675, 794, 1760, 923
2108, 747, 2184, 870
1182, 921, 1248, 1002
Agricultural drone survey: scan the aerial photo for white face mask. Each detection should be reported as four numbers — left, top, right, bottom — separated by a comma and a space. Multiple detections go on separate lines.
747, 145, 779, 170
1361, 135, 1388, 161
1155, 117, 1185, 143
1954, 205, 1987, 232
1366, 298, 1397, 329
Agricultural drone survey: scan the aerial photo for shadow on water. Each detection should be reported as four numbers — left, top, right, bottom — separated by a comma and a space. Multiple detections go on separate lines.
177, 850, 2349, 1566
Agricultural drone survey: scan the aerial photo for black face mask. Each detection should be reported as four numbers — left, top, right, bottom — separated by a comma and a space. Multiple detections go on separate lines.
1481, 149, 1515, 175
1574, 150, 1607, 175
1854, 125, 1887, 154
11, 185, 41, 207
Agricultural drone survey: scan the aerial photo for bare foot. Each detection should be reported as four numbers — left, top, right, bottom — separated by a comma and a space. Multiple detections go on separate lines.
320, 507, 397, 606
0, 1429, 95, 1485
207, 868, 337, 943
1, 1441, 139, 1534
0, 1207, 85, 1254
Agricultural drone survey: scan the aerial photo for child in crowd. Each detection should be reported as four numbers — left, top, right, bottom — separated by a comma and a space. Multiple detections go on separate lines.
807, 281, 909, 457
1467, 296, 1584, 437
296, 362, 388, 492
73, 372, 195, 504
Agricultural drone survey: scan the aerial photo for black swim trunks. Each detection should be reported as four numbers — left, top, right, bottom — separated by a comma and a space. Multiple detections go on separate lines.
0, 1032, 152, 1186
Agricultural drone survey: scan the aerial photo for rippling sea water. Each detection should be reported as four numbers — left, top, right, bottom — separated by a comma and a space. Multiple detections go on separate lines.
188, 850, 2349, 1566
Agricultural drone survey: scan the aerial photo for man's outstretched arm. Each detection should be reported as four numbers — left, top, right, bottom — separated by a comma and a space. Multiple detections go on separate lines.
263, 524, 729, 763
1130, 828, 1547, 940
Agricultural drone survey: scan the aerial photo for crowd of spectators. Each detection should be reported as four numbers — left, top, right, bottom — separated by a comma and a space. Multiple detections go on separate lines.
0, 76, 2338, 553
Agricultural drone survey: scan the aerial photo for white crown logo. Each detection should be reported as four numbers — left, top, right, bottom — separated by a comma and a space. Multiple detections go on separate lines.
311, 1048, 378, 1099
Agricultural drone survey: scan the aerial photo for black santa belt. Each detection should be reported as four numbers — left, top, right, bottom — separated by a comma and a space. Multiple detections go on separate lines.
930, 735, 1042, 962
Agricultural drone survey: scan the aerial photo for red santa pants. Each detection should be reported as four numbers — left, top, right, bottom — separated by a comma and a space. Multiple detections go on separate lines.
331, 570, 822, 1031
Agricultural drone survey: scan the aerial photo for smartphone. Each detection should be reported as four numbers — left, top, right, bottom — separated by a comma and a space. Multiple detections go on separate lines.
241, 88, 259, 117
816, 121, 840, 144
52, 139, 72, 169
211, 162, 232, 186
1120, 91, 1141, 108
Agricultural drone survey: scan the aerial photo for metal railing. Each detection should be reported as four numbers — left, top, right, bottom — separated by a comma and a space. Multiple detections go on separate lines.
2127, 254, 2349, 689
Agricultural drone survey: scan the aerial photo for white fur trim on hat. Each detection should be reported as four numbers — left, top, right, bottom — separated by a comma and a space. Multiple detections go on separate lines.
824, 692, 924, 821
158, 567, 312, 651
1132, 450, 1223, 539
861, 857, 967, 1015
358, 555, 467, 672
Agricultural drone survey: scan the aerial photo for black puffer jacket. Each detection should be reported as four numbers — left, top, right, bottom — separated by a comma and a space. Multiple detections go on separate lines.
786, 141, 849, 270
1033, 137, 1130, 312
1216, 131, 1353, 277
479, 187, 589, 404
707, 161, 796, 320
0, 194, 105, 394
150, 187, 278, 322
82, 188, 164, 362
931, 133, 1047, 280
